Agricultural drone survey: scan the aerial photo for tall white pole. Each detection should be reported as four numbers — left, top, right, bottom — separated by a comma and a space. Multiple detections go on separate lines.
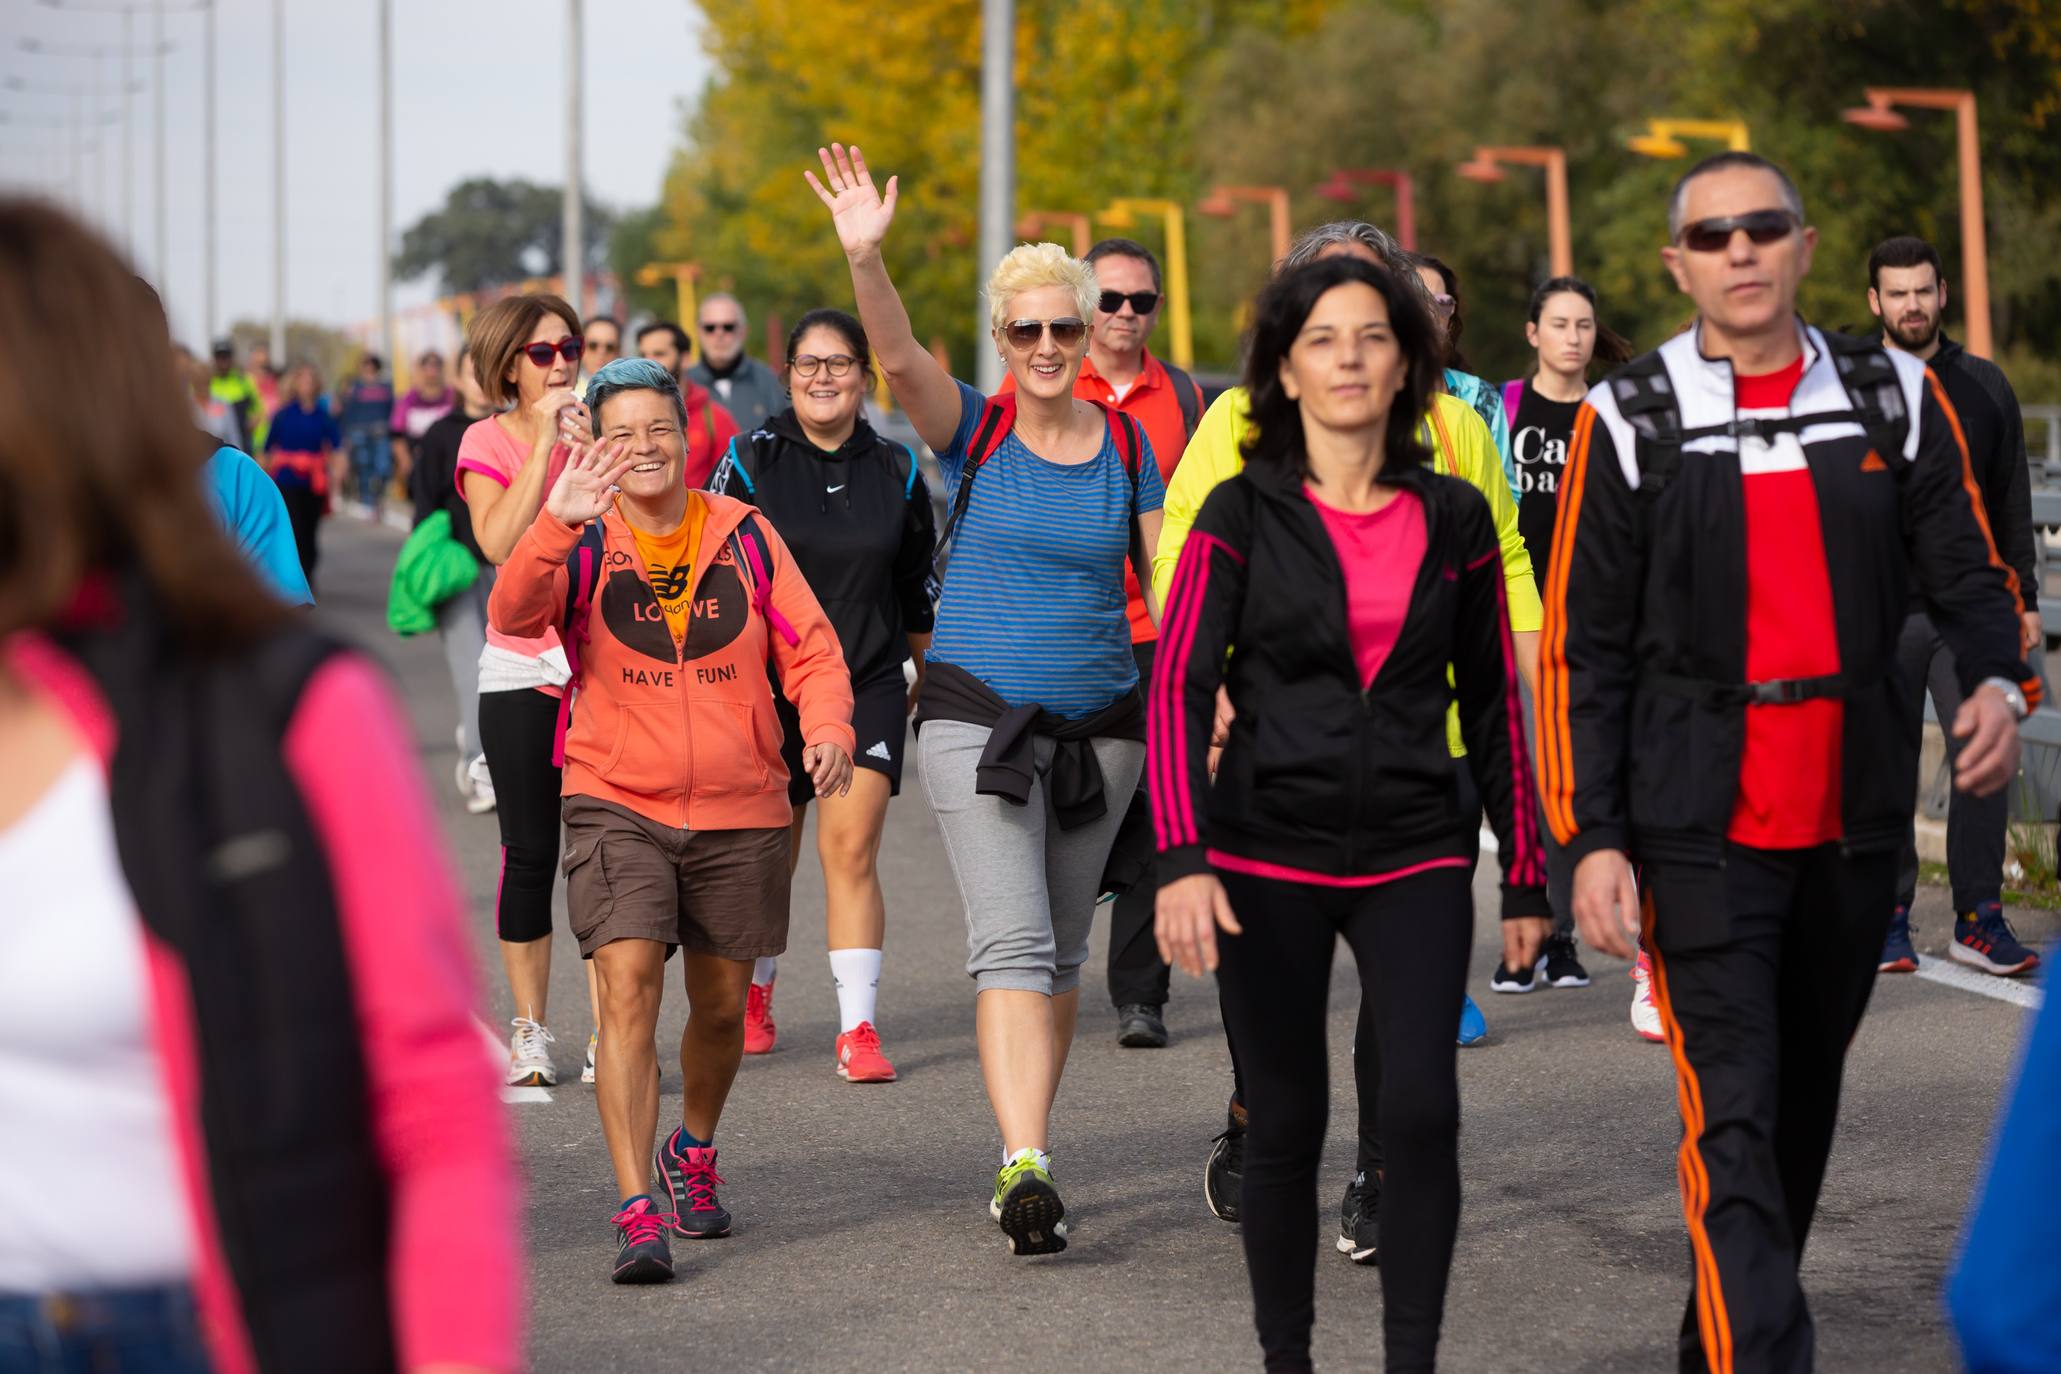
70, 90, 85, 218
377, 0, 392, 366
976, 0, 1013, 393
271, 0, 285, 359
203, 0, 217, 342
121, 8, 134, 250
90, 48, 105, 223
153, 0, 165, 283
562, 0, 584, 318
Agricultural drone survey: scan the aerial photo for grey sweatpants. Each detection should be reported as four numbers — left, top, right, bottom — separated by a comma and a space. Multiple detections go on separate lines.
918, 719, 1146, 996
436, 576, 488, 762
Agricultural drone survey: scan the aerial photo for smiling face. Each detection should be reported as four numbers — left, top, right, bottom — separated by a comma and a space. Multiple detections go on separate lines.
788, 323, 866, 435
1662, 164, 1815, 342
1870, 263, 1945, 353
1277, 281, 1408, 435
1528, 291, 1597, 381
508, 310, 579, 405
995, 284, 1089, 402
595, 386, 685, 501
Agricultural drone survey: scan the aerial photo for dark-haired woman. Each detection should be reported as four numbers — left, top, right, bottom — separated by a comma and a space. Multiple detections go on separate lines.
708, 308, 938, 1082
1152, 256, 1550, 1374
0, 200, 516, 1373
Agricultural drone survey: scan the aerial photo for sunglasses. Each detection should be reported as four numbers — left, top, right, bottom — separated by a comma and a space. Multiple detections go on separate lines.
701, 320, 740, 334
521, 336, 583, 367
1002, 317, 1088, 350
790, 353, 858, 379
1677, 209, 1798, 254
1429, 293, 1457, 317
583, 337, 619, 353
1097, 290, 1160, 316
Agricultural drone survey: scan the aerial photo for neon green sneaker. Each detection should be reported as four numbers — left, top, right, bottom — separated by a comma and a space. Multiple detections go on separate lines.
990, 1148, 1068, 1255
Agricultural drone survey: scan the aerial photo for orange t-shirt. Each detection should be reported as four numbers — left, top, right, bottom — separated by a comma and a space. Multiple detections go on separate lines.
624, 494, 707, 646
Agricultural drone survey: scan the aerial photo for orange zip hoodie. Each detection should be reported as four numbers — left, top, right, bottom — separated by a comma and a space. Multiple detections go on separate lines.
489, 491, 856, 830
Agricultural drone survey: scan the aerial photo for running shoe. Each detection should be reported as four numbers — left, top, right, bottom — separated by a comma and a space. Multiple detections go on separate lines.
1541, 933, 1591, 988
1489, 957, 1541, 994
655, 1129, 733, 1239
990, 1149, 1068, 1255
581, 1031, 598, 1085
1630, 954, 1664, 1043
1879, 904, 1919, 973
835, 1021, 898, 1083
1456, 994, 1487, 1046
743, 980, 777, 1055
505, 1016, 557, 1087
1204, 1104, 1246, 1224
609, 1195, 676, 1284
464, 771, 496, 816
1950, 902, 2041, 977
1336, 1171, 1379, 1265
1116, 1003, 1169, 1048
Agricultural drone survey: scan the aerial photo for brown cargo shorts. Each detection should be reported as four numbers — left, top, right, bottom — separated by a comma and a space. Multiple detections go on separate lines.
559, 795, 792, 960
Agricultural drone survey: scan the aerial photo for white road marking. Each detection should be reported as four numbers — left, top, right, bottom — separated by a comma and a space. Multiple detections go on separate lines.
503, 1086, 554, 1104
1912, 954, 2044, 1010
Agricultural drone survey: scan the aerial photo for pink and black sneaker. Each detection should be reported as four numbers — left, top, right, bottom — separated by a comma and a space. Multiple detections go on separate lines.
656, 1127, 734, 1239
610, 1195, 675, 1284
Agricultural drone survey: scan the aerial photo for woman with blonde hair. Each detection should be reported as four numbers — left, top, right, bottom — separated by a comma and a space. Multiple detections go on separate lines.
810, 144, 1165, 1254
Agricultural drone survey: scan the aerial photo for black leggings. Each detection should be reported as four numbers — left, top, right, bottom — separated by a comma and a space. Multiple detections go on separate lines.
1217, 864, 1474, 1374
277, 483, 322, 587
477, 686, 563, 943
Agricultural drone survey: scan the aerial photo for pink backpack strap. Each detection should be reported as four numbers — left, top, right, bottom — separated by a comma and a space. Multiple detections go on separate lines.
552, 532, 603, 768
1501, 378, 1526, 429
734, 519, 799, 648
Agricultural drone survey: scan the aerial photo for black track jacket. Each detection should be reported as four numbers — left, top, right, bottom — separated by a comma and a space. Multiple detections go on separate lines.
1148, 456, 1549, 919
1542, 323, 2039, 869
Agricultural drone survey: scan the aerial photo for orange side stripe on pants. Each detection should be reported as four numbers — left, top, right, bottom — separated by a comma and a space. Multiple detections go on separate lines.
1642, 894, 1736, 1374
1539, 404, 1596, 843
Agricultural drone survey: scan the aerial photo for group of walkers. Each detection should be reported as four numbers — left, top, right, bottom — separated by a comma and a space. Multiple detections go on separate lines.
1, 132, 2052, 1373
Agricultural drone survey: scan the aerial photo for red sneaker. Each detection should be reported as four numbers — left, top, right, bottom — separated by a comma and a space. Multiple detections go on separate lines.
835, 1021, 898, 1083
743, 980, 776, 1055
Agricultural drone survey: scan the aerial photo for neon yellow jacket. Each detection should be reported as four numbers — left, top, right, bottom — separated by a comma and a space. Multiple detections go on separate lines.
1153, 387, 1540, 758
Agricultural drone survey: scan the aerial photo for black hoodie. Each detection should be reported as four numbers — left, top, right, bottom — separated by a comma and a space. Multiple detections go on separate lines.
707, 409, 937, 687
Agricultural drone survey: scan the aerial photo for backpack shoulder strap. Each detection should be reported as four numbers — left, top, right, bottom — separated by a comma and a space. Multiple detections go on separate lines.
709, 434, 756, 497
1501, 379, 1526, 429
1819, 330, 1912, 462
730, 513, 800, 649
1164, 362, 1203, 438
551, 520, 608, 767
1608, 352, 1686, 494
889, 440, 920, 499
933, 396, 1017, 582
1096, 403, 1152, 587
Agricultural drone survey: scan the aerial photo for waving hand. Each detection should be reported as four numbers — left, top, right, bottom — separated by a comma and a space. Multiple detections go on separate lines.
806, 144, 899, 260
543, 439, 636, 527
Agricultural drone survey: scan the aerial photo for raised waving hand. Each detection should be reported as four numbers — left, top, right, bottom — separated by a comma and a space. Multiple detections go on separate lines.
806, 144, 899, 260
543, 438, 636, 527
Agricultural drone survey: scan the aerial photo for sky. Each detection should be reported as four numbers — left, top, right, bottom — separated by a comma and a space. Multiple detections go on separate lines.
0, 0, 711, 351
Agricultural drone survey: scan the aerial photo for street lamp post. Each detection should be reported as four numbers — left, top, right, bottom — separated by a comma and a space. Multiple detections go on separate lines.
563, 0, 585, 321
271, 0, 284, 360
1626, 117, 1751, 158
1455, 145, 1572, 278
3, 75, 127, 221
377, 0, 392, 368
1097, 199, 1191, 369
1312, 168, 1417, 250
1843, 87, 1991, 359
976, 0, 1015, 393
1196, 184, 1291, 264
1015, 211, 1092, 256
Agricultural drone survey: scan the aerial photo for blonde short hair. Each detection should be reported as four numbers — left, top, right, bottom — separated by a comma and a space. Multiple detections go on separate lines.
985, 241, 1098, 332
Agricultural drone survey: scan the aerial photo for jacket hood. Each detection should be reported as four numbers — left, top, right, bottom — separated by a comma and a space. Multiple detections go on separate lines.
764, 408, 880, 462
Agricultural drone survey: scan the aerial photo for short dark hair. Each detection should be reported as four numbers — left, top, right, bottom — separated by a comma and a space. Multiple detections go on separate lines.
1868, 236, 1944, 291
1085, 237, 1162, 294
636, 320, 688, 352
1667, 151, 1806, 239
785, 307, 871, 373
585, 314, 621, 335
1240, 256, 1439, 478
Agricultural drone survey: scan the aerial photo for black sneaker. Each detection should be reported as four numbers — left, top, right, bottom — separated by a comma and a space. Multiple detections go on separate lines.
1204, 1107, 1245, 1223
1116, 1003, 1168, 1048
609, 1195, 675, 1283
1488, 957, 1541, 994
1541, 933, 1591, 988
655, 1128, 733, 1238
1336, 1171, 1379, 1265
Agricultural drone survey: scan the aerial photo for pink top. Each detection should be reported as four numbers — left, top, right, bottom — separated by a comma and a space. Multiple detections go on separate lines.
1307, 486, 1427, 689
456, 415, 569, 668
8, 635, 522, 1374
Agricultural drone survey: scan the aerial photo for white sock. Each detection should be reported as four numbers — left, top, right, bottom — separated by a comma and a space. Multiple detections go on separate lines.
752, 957, 777, 987
828, 947, 883, 1032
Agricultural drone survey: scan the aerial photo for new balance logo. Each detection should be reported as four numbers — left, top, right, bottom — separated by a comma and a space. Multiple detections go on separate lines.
866, 741, 893, 761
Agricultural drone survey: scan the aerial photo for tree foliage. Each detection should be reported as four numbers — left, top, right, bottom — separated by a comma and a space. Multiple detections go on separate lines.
395, 177, 614, 296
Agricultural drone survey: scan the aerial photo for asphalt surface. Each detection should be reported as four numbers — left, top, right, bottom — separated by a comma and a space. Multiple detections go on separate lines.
316, 514, 2051, 1373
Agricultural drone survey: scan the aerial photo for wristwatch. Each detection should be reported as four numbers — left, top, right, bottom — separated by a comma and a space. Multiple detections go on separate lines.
1979, 677, 2031, 722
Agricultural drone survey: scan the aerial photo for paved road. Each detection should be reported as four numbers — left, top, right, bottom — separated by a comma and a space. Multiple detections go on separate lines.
315, 515, 2050, 1373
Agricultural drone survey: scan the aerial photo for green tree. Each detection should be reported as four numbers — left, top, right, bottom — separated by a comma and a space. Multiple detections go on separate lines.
395, 177, 615, 295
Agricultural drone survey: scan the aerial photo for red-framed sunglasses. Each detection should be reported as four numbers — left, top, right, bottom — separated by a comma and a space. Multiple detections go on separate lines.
521, 336, 583, 367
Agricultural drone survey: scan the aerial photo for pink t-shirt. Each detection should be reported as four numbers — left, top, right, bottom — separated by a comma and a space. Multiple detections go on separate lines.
1307, 486, 1427, 689
456, 416, 570, 670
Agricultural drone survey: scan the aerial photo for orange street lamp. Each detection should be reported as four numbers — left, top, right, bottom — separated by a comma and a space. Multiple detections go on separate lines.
1016, 211, 1092, 256
635, 260, 703, 363
1197, 184, 1292, 264
1098, 198, 1192, 369
1312, 168, 1417, 251
1627, 117, 1751, 158
1455, 146, 1571, 277
1843, 87, 1992, 358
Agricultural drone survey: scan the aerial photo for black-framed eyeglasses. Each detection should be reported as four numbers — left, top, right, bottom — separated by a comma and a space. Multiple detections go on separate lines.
1002, 317, 1088, 350
790, 353, 859, 378
1097, 289, 1160, 316
1677, 209, 1799, 254
701, 320, 740, 334
521, 336, 582, 367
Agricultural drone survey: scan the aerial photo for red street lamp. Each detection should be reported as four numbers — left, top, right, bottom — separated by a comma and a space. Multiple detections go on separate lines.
1196, 184, 1291, 264
1842, 87, 1992, 358
1455, 145, 1571, 277
1016, 211, 1092, 257
1312, 168, 1417, 251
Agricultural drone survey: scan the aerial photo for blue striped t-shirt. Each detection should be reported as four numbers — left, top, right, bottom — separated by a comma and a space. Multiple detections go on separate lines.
928, 381, 1164, 717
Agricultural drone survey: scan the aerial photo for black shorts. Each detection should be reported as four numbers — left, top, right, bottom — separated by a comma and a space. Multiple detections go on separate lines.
778, 671, 908, 806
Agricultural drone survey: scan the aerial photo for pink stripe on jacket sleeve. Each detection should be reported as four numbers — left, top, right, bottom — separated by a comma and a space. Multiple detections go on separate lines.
284, 656, 523, 1374
1150, 531, 1240, 852
1489, 562, 1546, 887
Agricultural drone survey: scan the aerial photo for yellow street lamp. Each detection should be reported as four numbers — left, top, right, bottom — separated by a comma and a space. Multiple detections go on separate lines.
1627, 117, 1751, 159
635, 261, 703, 364
1097, 198, 1191, 369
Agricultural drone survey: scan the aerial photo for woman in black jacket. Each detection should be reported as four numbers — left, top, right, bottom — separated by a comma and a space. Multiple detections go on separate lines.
707, 308, 937, 1082
1150, 256, 1551, 1374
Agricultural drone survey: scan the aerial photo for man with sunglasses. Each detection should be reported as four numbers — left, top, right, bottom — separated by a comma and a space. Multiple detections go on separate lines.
1546, 151, 2036, 1372
686, 292, 786, 435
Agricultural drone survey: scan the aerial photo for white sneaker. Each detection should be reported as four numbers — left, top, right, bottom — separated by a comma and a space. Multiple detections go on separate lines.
1630, 954, 1664, 1043
581, 1031, 597, 1085
506, 1016, 558, 1086
465, 772, 497, 815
